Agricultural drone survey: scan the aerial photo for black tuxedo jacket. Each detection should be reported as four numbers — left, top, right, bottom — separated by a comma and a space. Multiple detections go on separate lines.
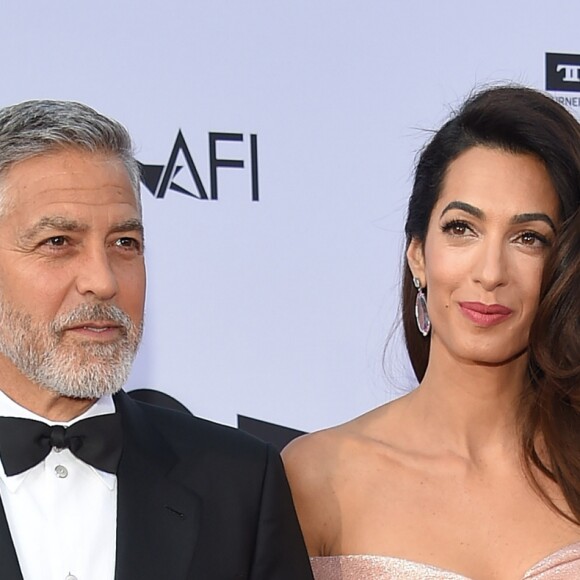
0, 391, 314, 579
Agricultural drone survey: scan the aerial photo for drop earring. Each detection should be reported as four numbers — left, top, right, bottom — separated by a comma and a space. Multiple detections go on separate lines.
413, 277, 431, 337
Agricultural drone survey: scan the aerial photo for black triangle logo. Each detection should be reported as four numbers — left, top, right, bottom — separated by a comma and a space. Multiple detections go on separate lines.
138, 163, 165, 196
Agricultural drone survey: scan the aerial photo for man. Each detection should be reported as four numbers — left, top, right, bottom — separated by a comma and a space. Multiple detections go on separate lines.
0, 100, 313, 580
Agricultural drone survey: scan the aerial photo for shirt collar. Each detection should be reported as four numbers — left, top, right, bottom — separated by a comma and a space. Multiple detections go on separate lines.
0, 390, 115, 425
0, 391, 117, 491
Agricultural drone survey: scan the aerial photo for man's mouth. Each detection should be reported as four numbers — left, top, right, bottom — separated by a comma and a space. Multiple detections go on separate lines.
62, 321, 125, 339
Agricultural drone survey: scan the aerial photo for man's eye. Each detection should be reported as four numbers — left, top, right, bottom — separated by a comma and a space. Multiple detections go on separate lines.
43, 236, 68, 247
115, 237, 142, 250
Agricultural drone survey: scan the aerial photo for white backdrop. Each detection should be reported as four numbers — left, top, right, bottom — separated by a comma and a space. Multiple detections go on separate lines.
1, 1, 578, 434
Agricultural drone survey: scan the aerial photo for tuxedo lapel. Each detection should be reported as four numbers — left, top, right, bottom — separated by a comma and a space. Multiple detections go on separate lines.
0, 495, 23, 579
114, 392, 201, 580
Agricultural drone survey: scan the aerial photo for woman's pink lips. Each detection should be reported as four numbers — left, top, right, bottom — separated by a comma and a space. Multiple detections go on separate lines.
459, 302, 513, 327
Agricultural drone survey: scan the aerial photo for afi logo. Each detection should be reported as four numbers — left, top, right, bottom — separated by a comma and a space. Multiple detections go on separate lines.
546, 53, 580, 92
139, 131, 259, 201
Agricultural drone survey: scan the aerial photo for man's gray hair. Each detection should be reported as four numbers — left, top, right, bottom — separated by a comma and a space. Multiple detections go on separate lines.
0, 99, 140, 212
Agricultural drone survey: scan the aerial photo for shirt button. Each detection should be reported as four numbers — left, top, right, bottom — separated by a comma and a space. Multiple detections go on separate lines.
55, 465, 68, 478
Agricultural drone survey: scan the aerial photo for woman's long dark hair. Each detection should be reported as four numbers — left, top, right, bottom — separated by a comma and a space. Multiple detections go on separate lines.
526, 210, 580, 522
402, 86, 580, 521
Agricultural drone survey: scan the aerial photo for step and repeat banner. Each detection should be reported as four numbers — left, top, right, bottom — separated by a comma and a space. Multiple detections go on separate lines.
1, 1, 578, 442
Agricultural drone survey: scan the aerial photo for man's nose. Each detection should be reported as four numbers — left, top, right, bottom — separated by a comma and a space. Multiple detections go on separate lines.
74, 247, 119, 300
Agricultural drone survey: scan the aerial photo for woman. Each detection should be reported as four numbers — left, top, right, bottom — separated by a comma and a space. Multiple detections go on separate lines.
283, 86, 580, 579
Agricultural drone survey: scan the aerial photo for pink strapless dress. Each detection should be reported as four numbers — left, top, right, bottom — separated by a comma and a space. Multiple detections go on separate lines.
311, 542, 580, 579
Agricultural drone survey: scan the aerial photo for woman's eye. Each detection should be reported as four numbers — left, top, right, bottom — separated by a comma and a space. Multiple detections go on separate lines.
517, 231, 549, 247
441, 220, 471, 236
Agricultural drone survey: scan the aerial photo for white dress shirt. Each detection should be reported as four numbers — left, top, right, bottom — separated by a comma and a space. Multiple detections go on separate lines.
0, 391, 117, 580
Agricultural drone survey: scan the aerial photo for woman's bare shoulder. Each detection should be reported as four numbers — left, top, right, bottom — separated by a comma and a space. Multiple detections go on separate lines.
282, 425, 349, 497
281, 405, 400, 555
283, 402, 401, 470
283, 408, 388, 473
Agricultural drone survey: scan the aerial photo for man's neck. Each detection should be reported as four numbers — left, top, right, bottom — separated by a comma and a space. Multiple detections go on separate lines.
0, 363, 97, 421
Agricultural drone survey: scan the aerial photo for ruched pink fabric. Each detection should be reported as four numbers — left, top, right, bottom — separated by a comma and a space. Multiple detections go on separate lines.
311, 542, 580, 579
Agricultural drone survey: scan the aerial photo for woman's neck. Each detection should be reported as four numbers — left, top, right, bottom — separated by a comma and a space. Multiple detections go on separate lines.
402, 342, 529, 463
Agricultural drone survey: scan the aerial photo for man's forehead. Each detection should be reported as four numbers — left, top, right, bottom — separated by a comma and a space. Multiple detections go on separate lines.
5, 149, 126, 179
0, 149, 139, 213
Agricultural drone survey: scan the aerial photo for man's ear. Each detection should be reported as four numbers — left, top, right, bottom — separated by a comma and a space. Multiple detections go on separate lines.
406, 237, 426, 285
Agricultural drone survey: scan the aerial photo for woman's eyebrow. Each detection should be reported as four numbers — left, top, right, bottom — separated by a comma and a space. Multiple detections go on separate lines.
440, 202, 557, 233
440, 201, 483, 219
511, 213, 556, 233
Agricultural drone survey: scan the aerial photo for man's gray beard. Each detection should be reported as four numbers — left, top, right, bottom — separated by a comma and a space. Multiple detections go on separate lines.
0, 301, 142, 399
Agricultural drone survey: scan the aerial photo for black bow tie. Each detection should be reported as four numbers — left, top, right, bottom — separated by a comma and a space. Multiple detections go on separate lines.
0, 414, 122, 476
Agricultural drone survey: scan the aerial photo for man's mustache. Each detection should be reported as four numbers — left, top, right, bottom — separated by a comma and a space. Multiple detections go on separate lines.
51, 304, 133, 335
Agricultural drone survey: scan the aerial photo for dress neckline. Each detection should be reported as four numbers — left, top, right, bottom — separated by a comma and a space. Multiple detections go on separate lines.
311, 540, 580, 578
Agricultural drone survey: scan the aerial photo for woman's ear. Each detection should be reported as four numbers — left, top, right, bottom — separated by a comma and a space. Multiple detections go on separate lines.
406, 238, 426, 285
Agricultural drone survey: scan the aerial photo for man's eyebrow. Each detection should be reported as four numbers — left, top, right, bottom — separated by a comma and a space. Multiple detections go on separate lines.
440, 201, 483, 219
19, 216, 87, 243
18, 216, 145, 244
109, 219, 144, 237
511, 213, 556, 234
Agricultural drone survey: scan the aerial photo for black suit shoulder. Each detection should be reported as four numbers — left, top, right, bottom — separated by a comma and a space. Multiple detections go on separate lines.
115, 391, 313, 579
125, 395, 273, 470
